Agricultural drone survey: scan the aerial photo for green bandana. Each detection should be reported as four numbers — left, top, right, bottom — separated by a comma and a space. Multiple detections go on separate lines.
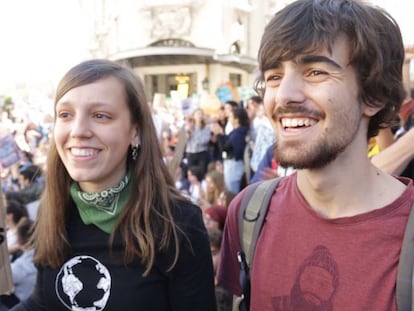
70, 173, 131, 233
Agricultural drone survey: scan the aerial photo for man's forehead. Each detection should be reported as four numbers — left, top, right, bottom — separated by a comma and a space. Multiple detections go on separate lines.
261, 34, 350, 70
268, 40, 351, 70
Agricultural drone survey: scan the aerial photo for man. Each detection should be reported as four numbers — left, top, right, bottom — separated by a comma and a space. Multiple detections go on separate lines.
217, 1, 414, 310
247, 96, 276, 176
249, 142, 295, 184
7, 165, 43, 204
372, 96, 414, 177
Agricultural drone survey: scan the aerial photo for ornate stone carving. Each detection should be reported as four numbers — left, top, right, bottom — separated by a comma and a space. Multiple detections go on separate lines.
151, 7, 192, 39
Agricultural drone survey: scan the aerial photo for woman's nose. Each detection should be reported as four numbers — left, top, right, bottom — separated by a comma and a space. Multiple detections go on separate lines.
70, 115, 92, 138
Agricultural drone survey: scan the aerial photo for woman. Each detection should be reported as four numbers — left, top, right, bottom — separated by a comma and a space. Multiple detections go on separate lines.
212, 107, 250, 193
200, 170, 226, 210
203, 205, 227, 231
5, 198, 28, 261
10, 59, 216, 311
0, 218, 37, 309
184, 108, 211, 178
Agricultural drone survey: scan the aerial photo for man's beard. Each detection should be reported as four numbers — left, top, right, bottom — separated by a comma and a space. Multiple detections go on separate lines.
275, 122, 360, 170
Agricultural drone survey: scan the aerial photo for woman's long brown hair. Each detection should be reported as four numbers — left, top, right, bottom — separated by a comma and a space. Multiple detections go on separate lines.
33, 59, 188, 275
205, 170, 225, 205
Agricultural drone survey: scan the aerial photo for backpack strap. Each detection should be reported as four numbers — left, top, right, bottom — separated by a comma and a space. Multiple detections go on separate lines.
396, 201, 414, 311
237, 177, 283, 309
238, 177, 283, 269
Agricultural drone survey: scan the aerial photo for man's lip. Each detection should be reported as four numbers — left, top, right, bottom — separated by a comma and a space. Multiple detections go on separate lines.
280, 116, 318, 128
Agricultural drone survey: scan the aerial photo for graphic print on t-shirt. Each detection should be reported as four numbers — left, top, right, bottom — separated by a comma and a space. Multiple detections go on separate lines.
271, 245, 339, 311
55, 255, 111, 311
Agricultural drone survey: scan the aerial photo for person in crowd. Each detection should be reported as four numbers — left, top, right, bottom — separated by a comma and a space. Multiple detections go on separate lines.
6, 164, 43, 206
173, 160, 190, 194
212, 107, 250, 193
203, 205, 227, 231
371, 95, 414, 178
184, 108, 211, 178
187, 165, 207, 206
215, 106, 227, 132
243, 96, 264, 186
0, 218, 36, 309
244, 95, 262, 148
208, 107, 226, 163
23, 122, 42, 153
248, 98, 276, 175
250, 143, 295, 184
200, 170, 226, 209
10, 59, 216, 311
5, 198, 29, 261
216, 189, 236, 210
223, 100, 239, 135
217, 1, 414, 310
245, 96, 262, 126
207, 228, 232, 311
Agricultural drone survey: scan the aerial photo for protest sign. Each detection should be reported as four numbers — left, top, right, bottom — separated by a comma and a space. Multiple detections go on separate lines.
0, 133, 20, 169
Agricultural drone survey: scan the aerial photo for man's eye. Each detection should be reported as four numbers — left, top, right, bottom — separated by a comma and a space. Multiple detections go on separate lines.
94, 113, 110, 119
265, 74, 282, 87
266, 74, 281, 81
309, 70, 326, 76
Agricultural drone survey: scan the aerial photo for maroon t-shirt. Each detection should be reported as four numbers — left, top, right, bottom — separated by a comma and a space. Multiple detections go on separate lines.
217, 173, 414, 311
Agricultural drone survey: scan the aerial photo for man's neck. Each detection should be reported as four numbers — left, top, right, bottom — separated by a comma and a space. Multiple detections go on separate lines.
296, 156, 406, 219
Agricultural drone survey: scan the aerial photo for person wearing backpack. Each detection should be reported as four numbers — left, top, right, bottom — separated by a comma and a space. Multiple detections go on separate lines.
217, 1, 414, 310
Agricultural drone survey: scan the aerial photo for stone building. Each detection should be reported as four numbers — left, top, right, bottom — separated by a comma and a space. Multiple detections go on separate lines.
79, 0, 285, 102
80, 0, 413, 102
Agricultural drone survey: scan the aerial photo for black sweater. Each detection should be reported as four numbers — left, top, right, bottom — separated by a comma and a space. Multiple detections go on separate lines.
11, 201, 217, 311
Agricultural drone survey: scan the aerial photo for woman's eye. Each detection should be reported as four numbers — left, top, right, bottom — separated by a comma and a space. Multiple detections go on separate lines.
57, 112, 71, 119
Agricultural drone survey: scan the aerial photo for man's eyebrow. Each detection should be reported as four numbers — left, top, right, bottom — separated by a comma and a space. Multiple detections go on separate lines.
296, 55, 343, 70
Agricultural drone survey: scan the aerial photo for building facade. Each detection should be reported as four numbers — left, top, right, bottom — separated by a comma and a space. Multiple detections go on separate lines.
81, 0, 413, 103
80, 0, 286, 102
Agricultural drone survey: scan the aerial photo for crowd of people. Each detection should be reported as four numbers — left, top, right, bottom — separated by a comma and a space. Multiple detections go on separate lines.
0, 77, 277, 310
1, 0, 414, 310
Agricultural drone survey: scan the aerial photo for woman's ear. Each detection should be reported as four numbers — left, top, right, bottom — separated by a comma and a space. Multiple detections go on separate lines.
135, 135, 141, 146
130, 129, 140, 146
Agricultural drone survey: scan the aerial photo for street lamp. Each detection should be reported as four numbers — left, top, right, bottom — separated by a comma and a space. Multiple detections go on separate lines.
202, 77, 209, 90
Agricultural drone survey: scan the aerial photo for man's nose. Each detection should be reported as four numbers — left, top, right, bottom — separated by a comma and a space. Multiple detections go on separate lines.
275, 71, 306, 107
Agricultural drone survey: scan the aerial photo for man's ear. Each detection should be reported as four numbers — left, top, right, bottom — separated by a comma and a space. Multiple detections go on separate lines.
363, 103, 383, 117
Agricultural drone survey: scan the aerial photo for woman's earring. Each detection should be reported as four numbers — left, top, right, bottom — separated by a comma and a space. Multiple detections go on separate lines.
131, 143, 140, 160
